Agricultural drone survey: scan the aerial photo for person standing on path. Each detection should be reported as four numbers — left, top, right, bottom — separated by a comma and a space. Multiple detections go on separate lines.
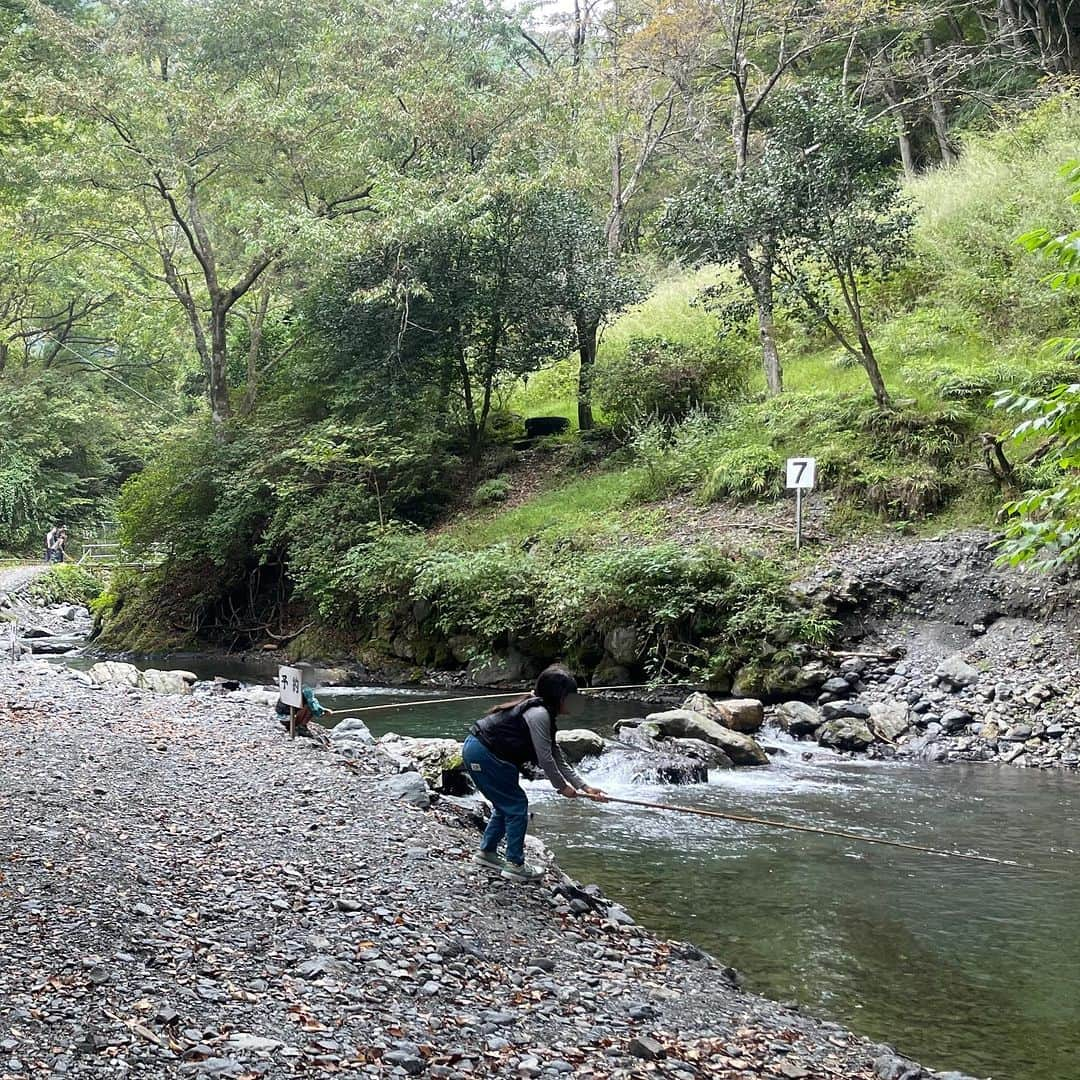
462, 664, 607, 883
44, 524, 58, 564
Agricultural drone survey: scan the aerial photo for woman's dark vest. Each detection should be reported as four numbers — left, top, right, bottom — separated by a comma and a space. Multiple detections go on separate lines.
471, 696, 554, 769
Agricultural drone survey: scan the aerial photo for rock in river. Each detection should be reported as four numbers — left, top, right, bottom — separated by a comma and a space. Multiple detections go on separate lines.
556, 728, 606, 764
645, 709, 768, 766
775, 701, 822, 738
816, 717, 874, 752
682, 692, 764, 734
868, 700, 911, 742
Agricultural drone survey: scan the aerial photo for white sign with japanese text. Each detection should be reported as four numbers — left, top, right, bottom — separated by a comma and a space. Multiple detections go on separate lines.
278, 665, 304, 708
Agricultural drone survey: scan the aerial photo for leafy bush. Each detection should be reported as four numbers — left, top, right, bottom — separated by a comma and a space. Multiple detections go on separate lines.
413, 544, 542, 643
628, 410, 738, 501
471, 476, 512, 507
700, 445, 785, 502
29, 564, 103, 606
313, 526, 428, 622
849, 463, 953, 519
593, 336, 747, 430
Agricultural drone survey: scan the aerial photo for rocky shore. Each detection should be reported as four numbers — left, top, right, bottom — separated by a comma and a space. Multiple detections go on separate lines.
0, 658, 971, 1080
779, 532, 1080, 770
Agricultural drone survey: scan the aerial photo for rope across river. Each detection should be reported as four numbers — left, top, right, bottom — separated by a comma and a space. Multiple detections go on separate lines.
600, 795, 1045, 870
317, 686, 1056, 872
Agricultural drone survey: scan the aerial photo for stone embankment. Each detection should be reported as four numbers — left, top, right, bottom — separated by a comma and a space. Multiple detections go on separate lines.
774, 532, 1080, 770
0, 658, 972, 1080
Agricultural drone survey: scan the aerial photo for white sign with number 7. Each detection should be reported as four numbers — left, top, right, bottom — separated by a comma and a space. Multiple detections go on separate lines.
786, 457, 816, 490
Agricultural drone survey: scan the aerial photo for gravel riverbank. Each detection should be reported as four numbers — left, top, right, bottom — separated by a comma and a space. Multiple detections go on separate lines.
0, 658, 969, 1080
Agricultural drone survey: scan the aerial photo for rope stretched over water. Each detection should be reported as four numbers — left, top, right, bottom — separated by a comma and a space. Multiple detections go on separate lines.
603, 795, 1043, 870
317, 689, 1056, 872
323, 684, 677, 716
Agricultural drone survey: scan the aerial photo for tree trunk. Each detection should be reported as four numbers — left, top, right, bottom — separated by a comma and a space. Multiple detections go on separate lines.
758, 295, 783, 397
575, 312, 600, 431
858, 332, 892, 408
455, 333, 478, 452
883, 79, 916, 178
606, 140, 625, 254
0, 340, 7, 374
738, 249, 783, 395
923, 36, 959, 166
208, 306, 232, 427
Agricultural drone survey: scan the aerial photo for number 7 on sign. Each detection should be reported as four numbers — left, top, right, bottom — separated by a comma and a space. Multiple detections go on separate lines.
785, 457, 816, 490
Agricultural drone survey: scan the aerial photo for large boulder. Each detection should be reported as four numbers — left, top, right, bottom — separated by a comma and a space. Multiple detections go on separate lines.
774, 701, 822, 738
467, 649, 535, 687
603, 626, 640, 666
378, 734, 469, 794
88, 662, 196, 695
139, 668, 197, 695
606, 726, 715, 783
645, 709, 768, 766
331, 716, 375, 745
591, 658, 633, 687
681, 692, 764, 734
88, 661, 141, 688
666, 737, 734, 770
869, 700, 912, 742
556, 729, 606, 764
935, 654, 980, 690
376, 772, 430, 809
816, 717, 874, 752
821, 699, 871, 722
732, 660, 829, 700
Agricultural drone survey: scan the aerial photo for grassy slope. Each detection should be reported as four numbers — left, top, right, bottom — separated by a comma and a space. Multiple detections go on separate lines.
464, 96, 1080, 551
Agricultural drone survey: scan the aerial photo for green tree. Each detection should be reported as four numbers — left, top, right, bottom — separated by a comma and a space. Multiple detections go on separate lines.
319, 187, 578, 455
28, 0, 405, 427
767, 85, 912, 408
664, 84, 910, 407
542, 191, 644, 430
997, 161, 1080, 569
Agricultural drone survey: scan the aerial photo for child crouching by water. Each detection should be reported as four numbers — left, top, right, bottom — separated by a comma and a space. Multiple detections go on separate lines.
463, 664, 607, 883
274, 685, 327, 735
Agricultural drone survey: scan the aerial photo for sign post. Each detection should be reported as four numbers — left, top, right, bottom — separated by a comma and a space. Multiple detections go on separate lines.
785, 457, 816, 551
278, 665, 304, 738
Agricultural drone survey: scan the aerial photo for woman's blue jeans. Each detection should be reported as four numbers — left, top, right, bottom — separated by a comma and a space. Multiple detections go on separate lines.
462, 734, 529, 865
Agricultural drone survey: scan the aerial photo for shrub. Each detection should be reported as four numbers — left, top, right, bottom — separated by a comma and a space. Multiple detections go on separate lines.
412, 544, 542, 643
319, 526, 428, 623
628, 410, 738, 501
471, 476, 512, 507
700, 445, 785, 502
29, 564, 104, 606
593, 336, 747, 430
842, 462, 953, 519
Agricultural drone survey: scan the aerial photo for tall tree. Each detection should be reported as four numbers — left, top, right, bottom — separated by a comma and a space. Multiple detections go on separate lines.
28, 0, 405, 428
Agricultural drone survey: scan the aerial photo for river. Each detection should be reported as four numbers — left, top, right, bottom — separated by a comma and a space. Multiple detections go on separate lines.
63, 660, 1080, 1079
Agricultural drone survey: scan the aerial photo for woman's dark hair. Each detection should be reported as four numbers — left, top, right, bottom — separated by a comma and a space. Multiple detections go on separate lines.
534, 664, 578, 715
488, 664, 579, 716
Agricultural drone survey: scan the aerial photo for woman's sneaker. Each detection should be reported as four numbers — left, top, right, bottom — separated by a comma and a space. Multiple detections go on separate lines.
501, 861, 544, 883
472, 850, 505, 872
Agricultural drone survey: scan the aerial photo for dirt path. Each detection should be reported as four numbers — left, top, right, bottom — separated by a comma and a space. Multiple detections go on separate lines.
0, 562, 49, 596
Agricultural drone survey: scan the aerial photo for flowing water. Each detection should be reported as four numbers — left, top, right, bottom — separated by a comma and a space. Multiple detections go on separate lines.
63, 660, 1080, 1079
318, 684, 1080, 1080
